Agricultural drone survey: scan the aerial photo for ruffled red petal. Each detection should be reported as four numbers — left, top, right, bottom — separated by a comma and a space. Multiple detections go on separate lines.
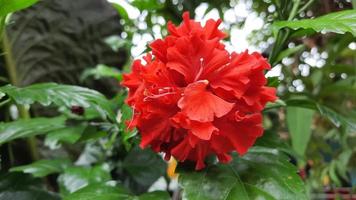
121, 12, 277, 170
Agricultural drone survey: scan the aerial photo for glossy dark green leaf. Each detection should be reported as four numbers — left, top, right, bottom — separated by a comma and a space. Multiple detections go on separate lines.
123, 147, 166, 190
64, 183, 170, 200
0, 172, 60, 200
10, 159, 71, 177
45, 124, 87, 149
0, 0, 38, 17
0, 83, 116, 121
58, 164, 112, 194
273, 10, 356, 36
286, 107, 315, 157
179, 147, 307, 200
255, 131, 297, 158
0, 116, 66, 145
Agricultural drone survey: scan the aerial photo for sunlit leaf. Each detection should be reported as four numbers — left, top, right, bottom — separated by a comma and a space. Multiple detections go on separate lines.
45, 124, 87, 149
0, 83, 116, 121
0, 0, 38, 17
0, 116, 66, 145
58, 164, 112, 195
273, 10, 356, 36
10, 159, 71, 177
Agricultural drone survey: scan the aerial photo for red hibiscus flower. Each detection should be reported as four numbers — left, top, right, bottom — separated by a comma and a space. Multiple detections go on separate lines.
122, 12, 277, 170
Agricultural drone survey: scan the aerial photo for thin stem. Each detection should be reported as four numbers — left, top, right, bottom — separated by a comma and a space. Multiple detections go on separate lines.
18, 104, 40, 160
288, 0, 301, 21
298, 0, 314, 14
2, 29, 39, 161
7, 143, 15, 166
0, 98, 11, 107
2, 32, 18, 85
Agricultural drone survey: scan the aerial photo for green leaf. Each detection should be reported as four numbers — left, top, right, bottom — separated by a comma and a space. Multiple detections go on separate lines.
275, 44, 305, 64
45, 124, 87, 149
286, 99, 356, 131
273, 10, 356, 36
10, 159, 71, 177
179, 147, 307, 200
316, 104, 356, 131
0, 83, 116, 121
132, 0, 164, 11
0, 172, 60, 200
0, 91, 4, 100
81, 64, 122, 82
120, 103, 136, 150
0, 116, 66, 145
264, 99, 286, 111
286, 107, 315, 157
64, 183, 170, 200
0, 0, 38, 17
267, 76, 280, 87
58, 164, 112, 194
123, 147, 166, 190
111, 3, 129, 21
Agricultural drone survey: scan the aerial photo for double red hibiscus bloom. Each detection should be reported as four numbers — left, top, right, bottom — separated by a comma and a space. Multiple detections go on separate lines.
122, 12, 276, 170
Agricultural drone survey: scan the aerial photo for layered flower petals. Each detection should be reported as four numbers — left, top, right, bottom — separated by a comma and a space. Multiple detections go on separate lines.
178, 81, 234, 122
122, 12, 277, 170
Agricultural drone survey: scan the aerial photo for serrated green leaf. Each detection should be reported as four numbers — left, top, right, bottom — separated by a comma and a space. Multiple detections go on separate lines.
10, 159, 71, 177
0, 116, 66, 145
286, 107, 315, 157
0, 83, 116, 121
273, 10, 356, 36
64, 182, 170, 200
58, 164, 112, 195
0, 0, 38, 17
179, 147, 307, 200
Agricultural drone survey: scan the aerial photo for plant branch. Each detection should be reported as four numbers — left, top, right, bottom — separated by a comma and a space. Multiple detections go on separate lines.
2, 30, 40, 161
288, 0, 301, 21
298, 0, 314, 14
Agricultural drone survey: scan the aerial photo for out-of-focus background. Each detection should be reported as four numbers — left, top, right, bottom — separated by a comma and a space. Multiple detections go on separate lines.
0, 0, 355, 199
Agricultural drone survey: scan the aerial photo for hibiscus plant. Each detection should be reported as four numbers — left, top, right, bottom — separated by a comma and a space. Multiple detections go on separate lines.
0, 0, 355, 200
